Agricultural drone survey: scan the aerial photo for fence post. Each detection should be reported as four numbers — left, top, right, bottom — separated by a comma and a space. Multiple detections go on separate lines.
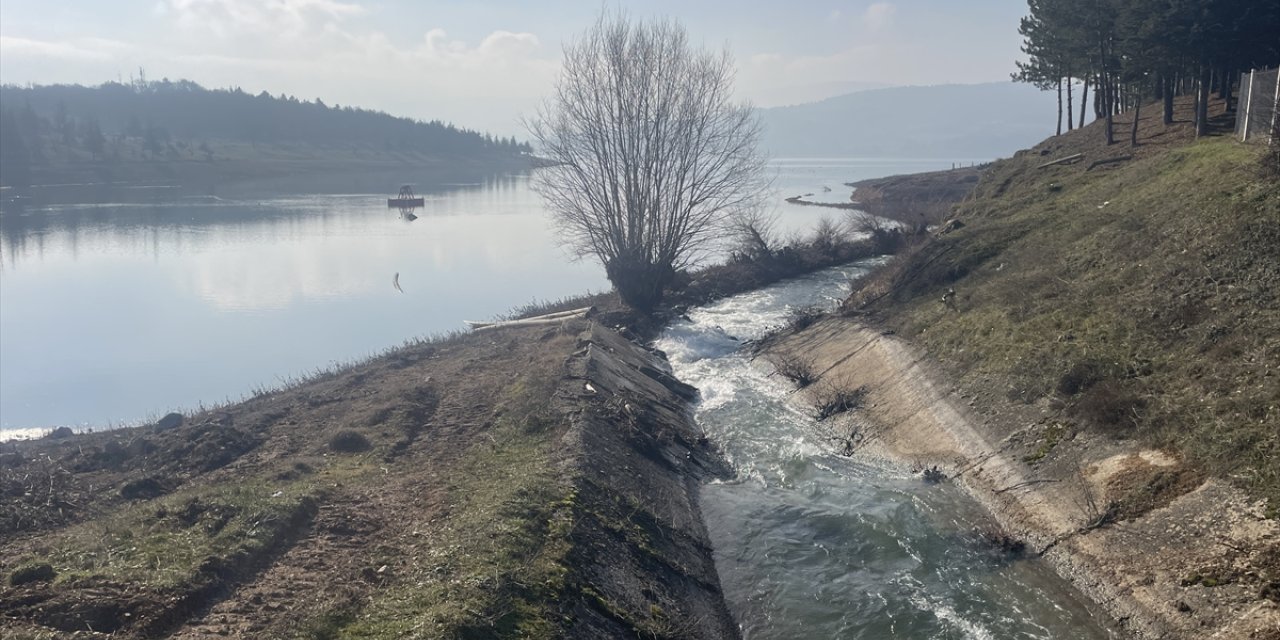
1270, 68, 1279, 146
1242, 69, 1255, 142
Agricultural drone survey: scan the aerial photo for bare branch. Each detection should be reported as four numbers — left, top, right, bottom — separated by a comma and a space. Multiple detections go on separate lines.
527, 13, 766, 310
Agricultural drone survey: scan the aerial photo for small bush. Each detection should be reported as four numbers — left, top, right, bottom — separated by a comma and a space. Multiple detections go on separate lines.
809, 216, 846, 254
10, 562, 56, 586
1056, 361, 1106, 396
769, 353, 817, 388
786, 306, 825, 333
1070, 381, 1146, 434
976, 525, 1026, 556
328, 430, 371, 453
812, 382, 867, 421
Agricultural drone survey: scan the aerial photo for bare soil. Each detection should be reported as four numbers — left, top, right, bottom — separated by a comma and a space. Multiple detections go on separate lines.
0, 319, 737, 638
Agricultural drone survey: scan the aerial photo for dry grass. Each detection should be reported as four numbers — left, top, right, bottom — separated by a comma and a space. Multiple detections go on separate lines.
849, 95, 1280, 508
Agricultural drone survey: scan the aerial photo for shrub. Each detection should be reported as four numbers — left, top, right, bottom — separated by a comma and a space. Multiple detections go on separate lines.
786, 306, 825, 333
328, 430, 371, 453
9, 562, 56, 586
1070, 381, 1146, 434
811, 381, 867, 421
769, 353, 817, 388
1056, 361, 1106, 396
809, 216, 846, 255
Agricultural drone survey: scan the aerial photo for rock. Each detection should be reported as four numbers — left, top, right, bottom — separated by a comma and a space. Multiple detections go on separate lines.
9, 563, 56, 586
155, 412, 184, 431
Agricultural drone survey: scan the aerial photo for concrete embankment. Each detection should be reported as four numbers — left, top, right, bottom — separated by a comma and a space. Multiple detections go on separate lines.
559, 323, 739, 638
766, 318, 1280, 639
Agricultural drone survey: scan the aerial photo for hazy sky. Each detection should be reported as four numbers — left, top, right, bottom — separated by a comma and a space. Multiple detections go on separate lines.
0, 1, 1027, 136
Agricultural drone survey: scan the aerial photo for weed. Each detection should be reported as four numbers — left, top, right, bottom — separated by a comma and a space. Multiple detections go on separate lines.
786, 306, 826, 332
811, 381, 867, 421
328, 430, 371, 453
1023, 423, 1067, 464
769, 353, 817, 388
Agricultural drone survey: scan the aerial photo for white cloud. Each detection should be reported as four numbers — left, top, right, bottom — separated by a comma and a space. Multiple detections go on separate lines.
161, 0, 366, 39
862, 2, 895, 31
0, 35, 132, 61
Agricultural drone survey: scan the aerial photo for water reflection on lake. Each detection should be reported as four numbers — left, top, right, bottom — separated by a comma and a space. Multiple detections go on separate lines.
0, 159, 958, 433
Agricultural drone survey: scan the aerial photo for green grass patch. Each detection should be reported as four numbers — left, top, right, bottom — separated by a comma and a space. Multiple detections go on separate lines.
5, 479, 317, 590
334, 375, 573, 640
1023, 423, 1067, 464
860, 137, 1280, 506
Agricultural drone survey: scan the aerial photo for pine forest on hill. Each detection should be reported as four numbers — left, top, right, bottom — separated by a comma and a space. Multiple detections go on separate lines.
0, 77, 532, 191
1012, 0, 1280, 142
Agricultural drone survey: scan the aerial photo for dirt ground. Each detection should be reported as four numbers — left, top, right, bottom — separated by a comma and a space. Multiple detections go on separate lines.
0, 318, 737, 639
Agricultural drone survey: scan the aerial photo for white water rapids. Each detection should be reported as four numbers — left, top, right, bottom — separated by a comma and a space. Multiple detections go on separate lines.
656, 263, 1115, 639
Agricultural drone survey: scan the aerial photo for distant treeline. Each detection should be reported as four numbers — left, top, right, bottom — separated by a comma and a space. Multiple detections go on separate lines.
0, 78, 531, 187
1013, 0, 1280, 142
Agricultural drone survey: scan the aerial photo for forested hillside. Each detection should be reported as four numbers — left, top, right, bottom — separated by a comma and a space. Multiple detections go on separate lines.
0, 79, 531, 190
1013, 0, 1280, 141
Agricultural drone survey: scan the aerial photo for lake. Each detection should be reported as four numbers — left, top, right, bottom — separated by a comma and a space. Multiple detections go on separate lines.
0, 158, 963, 435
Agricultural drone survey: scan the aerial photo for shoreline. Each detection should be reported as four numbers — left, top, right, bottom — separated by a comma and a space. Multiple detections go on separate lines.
1, 152, 533, 208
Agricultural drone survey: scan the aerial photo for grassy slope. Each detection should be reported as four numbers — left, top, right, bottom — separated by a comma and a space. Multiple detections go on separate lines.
853, 101, 1279, 507
0, 330, 583, 639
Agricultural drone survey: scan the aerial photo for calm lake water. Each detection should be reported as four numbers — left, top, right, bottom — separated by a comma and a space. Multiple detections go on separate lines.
0, 158, 958, 434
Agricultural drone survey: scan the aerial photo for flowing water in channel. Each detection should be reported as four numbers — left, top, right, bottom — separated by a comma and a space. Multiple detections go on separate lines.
656, 265, 1114, 640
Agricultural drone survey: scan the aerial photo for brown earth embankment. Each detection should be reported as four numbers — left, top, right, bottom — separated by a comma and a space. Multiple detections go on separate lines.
845, 166, 983, 226
0, 319, 738, 639
764, 319, 1279, 639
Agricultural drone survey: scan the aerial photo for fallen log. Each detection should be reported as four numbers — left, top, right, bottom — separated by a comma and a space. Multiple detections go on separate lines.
466, 306, 594, 331
1036, 153, 1084, 169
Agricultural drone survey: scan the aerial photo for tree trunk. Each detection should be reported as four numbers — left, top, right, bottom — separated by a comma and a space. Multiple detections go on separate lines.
1094, 75, 1104, 120
1066, 75, 1074, 131
1056, 76, 1063, 136
1080, 80, 1089, 128
1130, 100, 1141, 146
1221, 67, 1233, 110
1104, 75, 1115, 145
1162, 74, 1175, 124
1195, 65, 1210, 138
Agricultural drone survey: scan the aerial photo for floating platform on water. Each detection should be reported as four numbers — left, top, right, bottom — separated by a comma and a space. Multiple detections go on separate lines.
387, 184, 424, 208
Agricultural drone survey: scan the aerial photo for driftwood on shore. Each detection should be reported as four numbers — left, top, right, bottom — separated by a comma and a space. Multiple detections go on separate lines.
784, 195, 864, 210
466, 306, 594, 332
1036, 153, 1084, 169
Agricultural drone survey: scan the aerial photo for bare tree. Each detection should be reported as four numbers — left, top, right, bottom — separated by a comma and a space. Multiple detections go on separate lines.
528, 14, 766, 310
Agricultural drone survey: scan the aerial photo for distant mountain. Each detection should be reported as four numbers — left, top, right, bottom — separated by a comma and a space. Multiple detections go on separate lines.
759, 82, 1066, 159
752, 80, 892, 108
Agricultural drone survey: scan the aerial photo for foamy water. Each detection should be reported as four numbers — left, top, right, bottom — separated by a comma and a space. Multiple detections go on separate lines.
656, 264, 1114, 639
